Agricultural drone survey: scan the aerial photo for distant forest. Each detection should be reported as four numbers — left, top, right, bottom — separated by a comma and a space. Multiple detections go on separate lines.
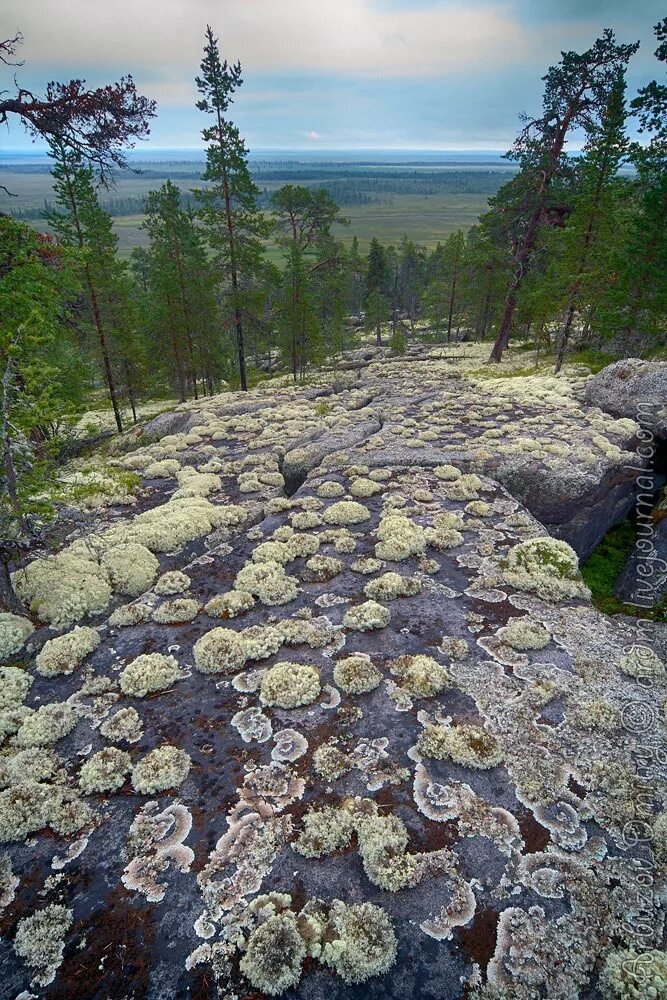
5, 165, 510, 218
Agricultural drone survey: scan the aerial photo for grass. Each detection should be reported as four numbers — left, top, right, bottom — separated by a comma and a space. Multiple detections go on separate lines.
581, 519, 666, 622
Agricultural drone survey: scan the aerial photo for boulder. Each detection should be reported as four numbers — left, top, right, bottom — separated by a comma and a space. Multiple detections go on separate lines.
585, 358, 667, 439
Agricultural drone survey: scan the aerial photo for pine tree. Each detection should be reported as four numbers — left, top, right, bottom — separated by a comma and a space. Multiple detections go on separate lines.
194, 25, 269, 391
489, 30, 639, 362
272, 185, 346, 379
46, 141, 135, 431
551, 72, 630, 371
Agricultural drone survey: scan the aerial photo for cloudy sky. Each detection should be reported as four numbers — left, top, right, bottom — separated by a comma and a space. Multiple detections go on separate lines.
2, 0, 664, 152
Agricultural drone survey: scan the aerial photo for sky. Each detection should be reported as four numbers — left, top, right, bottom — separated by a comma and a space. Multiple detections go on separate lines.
1, 0, 665, 154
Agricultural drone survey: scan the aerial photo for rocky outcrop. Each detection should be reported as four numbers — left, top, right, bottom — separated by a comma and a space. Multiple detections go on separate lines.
615, 489, 667, 609
585, 358, 667, 439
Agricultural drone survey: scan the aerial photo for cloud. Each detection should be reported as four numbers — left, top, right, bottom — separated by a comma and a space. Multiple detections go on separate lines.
305, 130, 323, 141
10, 0, 535, 79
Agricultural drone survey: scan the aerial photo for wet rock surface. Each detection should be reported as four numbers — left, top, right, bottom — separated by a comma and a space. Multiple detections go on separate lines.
1, 348, 665, 1000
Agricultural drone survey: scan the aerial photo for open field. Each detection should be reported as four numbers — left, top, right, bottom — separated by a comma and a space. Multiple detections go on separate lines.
0, 156, 504, 256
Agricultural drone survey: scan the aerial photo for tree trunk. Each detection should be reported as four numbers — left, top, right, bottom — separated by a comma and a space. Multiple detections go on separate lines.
215, 110, 248, 392
166, 290, 187, 402
0, 555, 24, 614
446, 272, 457, 344
88, 274, 123, 433
172, 237, 198, 400
554, 303, 576, 373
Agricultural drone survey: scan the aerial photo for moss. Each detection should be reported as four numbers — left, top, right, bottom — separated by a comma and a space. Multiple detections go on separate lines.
417, 721, 503, 769
131, 745, 191, 794
35, 626, 100, 677
193, 627, 247, 674
79, 748, 131, 793
0, 613, 35, 664
580, 519, 647, 617
260, 662, 321, 709
240, 913, 306, 996
333, 655, 382, 694
120, 652, 181, 696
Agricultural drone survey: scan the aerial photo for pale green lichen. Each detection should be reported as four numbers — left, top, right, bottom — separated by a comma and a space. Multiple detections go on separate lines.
234, 560, 299, 606
154, 570, 191, 595
0, 613, 35, 664
389, 654, 451, 697
497, 617, 551, 651
131, 745, 191, 794
15, 703, 77, 747
240, 912, 306, 995
375, 514, 426, 561
599, 948, 667, 999
293, 804, 354, 858
320, 899, 397, 984
333, 655, 382, 694
101, 542, 159, 596
35, 626, 100, 678
342, 600, 391, 632
119, 653, 181, 697
619, 645, 665, 682
79, 747, 132, 793
0, 666, 33, 710
417, 721, 503, 768
498, 537, 590, 602
260, 662, 321, 709
323, 501, 371, 526
313, 740, 352, 779
14, 903, 73, 986
152, 597, 199, 623
99, 706, 143, 744
205, 590, 255, 619
363, 572, 421, 601
193, 627, 247, 674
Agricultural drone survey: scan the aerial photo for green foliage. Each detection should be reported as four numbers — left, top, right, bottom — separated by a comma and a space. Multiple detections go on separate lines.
580, 520, 666, 621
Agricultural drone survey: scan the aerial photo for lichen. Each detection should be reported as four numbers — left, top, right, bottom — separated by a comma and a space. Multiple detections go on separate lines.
119, 652, 182, 697
13, 903, 73, 986
333, 655, 382, 694
193, 627, 247, 674
417, 721, 503, 769
599, 948, 667, 999
131, 745, 191, 794
498, 537, 590, 601
342, 600, 391, 631
35, 626, 100, 677
260, 662, 321, 709
0, 613, 35, 663
240, 912, 306, 995
389, 654, 451, 697
79, 747, 131, 793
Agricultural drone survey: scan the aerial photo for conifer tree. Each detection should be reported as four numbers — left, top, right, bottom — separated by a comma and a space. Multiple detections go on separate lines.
194, 25, 269, 391
47, 142, 134, 431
